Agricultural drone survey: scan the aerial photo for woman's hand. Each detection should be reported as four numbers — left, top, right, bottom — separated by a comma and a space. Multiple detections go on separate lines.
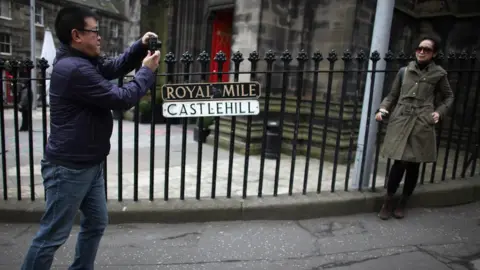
376, 108, 388, 121
432, 112, 440, 123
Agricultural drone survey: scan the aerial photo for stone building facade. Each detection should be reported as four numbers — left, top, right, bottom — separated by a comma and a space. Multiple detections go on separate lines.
0, 0, 135, 106
116, 0, 142, 50
0, 0, 129, 62
391, 0, 479, 54
144, 0, 479, 161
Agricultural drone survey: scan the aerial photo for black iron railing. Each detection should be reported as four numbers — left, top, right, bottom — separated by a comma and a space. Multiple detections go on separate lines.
0, 49, 479, 202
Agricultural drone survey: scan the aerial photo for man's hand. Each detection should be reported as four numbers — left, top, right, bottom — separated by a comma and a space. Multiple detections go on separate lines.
142, 50, 161, 72
432, 112, 440, 124
142, 32, 158, 46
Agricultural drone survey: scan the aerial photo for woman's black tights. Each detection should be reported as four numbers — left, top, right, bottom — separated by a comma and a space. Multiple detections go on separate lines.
20, 109, 29, 131
386, 160, 420, 197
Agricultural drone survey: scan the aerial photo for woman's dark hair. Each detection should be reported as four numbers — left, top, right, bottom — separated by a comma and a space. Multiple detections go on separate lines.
54, 6, 98, 45
417, 36, 441, 53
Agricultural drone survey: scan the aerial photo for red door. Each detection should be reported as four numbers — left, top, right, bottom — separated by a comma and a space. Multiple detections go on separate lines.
3, 71, 14, 105
210, 10, 233, 82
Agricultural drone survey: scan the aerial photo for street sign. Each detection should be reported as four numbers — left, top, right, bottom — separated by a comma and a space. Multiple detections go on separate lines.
161, 81, 261, 118
163, 100, 260, 118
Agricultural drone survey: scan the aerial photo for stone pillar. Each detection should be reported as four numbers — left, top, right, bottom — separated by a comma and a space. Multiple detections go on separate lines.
230, 0, 262, 82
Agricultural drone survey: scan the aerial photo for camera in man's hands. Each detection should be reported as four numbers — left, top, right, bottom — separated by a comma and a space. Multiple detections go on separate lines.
148, 37, 162, 53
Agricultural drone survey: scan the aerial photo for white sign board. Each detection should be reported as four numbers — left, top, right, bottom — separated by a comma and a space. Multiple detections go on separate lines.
163, 100, 260, 118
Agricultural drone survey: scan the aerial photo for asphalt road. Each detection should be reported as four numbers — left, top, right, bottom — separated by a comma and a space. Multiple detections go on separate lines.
1, 202, 480, 269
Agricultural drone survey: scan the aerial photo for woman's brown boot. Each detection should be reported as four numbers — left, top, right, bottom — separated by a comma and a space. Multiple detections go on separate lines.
378, 195, 393, 220
393, 196, 408, 219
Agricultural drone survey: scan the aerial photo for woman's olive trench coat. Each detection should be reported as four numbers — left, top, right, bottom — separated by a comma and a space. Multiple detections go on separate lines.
380, 61, 454, 163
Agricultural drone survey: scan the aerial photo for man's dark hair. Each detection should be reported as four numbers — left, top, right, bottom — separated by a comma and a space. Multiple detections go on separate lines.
54, 6, 98, 45
417, 36, 441, 53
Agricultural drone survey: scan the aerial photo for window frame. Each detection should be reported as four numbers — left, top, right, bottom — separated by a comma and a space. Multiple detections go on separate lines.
110, 22, 119, 38
0, 0, 12, 20
35, 5, 44, 26
0, 32, 12, 55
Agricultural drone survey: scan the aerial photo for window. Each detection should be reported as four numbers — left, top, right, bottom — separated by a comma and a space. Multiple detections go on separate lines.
99, 19, 107, 37
35, 5, 44, 26
36, 38, 42, 58
0, 33, 11, 55
110, 22, 119, 38
0, 0, 12, 19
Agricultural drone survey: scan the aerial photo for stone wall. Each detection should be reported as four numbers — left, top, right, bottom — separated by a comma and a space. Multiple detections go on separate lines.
229, 0, 261, 82
122, 0, 142, 50
165, 0, 210, 77
98, 17, 125, 56
141, 0, 174, 86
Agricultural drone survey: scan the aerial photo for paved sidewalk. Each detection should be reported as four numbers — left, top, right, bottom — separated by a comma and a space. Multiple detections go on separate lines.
1, 202, 480, 269
1, 109, 478, 200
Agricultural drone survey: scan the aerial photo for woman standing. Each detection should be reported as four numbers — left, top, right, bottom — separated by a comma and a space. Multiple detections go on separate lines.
375, 37, 454, 220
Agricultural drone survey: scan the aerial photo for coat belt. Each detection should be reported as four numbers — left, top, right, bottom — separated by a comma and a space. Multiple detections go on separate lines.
397, 101, 434, 115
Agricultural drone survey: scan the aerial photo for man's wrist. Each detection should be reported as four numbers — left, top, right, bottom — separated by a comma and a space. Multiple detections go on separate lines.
139, 65, 155, 74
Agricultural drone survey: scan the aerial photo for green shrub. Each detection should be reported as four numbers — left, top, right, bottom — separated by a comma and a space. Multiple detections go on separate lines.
137, 87, 164, 115
139, 97, 151, 114
197, 116, 214, 129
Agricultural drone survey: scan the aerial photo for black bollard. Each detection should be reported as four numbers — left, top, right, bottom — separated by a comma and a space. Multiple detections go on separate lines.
265, 120, 281, 159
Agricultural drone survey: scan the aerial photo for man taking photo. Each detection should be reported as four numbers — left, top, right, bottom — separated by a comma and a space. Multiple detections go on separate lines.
21, 6, 160, 270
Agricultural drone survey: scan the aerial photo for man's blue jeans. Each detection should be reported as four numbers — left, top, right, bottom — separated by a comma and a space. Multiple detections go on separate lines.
21, 159, 108, 270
